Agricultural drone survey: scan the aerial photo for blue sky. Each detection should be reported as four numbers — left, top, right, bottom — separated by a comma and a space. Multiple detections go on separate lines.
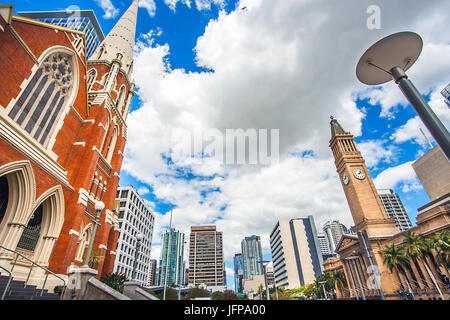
11, 0, 450, 291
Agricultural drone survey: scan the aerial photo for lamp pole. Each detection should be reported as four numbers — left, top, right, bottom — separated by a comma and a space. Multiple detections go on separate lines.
257, 260, 270, 300
356, 32, 450, 161
131, 233, 144, 281
390, 67, 450, 160
319, 281, 328, 300
82, 201, 104, 268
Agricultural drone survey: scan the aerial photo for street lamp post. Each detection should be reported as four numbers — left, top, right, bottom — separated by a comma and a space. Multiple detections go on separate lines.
131, 233, 144, 281
257, 260, 270, 301
82, 201, 104, 268
356, 31, 450, 161
319, 281, 328, 300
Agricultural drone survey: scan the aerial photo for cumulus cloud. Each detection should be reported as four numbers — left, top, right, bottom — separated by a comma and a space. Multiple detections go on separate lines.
95, 0, 120, 19
139, 0, 157, 17
137, 186, 150, 196
373, 161, 422, 193
125, 0, 450, 262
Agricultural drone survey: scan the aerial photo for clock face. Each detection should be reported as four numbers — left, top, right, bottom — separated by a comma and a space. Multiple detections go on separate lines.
353, 168, 366, 180
342, 173, 349, 185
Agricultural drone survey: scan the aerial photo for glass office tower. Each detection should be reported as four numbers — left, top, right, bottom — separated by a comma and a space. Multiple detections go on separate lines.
19, 10, 104, 58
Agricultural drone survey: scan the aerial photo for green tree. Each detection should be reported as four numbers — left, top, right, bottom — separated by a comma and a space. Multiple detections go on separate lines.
100, 272, 128, 293
215, 290, 238, 300
429, 230, 450, 272
402, 231, 445, 299
329, 270, 347, 298
382, 243, 414, 298
183, 287, 211, 300
155, 288, 178, 300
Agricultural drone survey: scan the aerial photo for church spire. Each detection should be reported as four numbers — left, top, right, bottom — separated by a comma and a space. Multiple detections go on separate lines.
90, 0, 139, 73
330, 116, 347, 137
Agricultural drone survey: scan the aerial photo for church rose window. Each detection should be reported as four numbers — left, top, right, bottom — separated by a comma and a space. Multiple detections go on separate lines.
8, 52, 75, 148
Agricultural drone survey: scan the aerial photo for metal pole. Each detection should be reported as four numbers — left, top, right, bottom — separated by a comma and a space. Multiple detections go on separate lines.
163, 205, 173, 300
320, 281, 328, 300
391, 67, 450, 161
82, 210, 101, 268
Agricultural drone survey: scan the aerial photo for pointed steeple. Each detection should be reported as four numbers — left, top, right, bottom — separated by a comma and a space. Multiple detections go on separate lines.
330, 116, 346, 137
91, 0, 138, 72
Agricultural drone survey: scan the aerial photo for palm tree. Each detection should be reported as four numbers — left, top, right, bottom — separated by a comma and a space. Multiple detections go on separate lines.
382, 243, 414, 299
329, 269, 347, 298
402, 231, 445, 299
429, 230, 450, 272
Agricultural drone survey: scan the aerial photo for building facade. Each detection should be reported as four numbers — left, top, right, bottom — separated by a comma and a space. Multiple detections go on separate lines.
0, 1, 138, 288
412, 145, 450, 201
158, 228, 185, 287
441, 83, 450, 106
18, 9, 104, 58
377, 189, 413, 231
323, 220, 350, 253
233, 253, 244, 293
188, 226, 225, 289
324, 117, 449, 300
241, 235, 263, 280
113, 186, 155, 286
269, 216, 323, 289
146, 259, 157, 287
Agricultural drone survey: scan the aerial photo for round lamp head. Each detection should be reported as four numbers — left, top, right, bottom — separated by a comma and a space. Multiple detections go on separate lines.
95, 201, 105, 211
136, 233, 144, 242
356, 31, 423, 85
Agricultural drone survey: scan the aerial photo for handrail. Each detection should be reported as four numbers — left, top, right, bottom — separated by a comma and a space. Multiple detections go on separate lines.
0, 265, 13, 301
0, 245, 66, 300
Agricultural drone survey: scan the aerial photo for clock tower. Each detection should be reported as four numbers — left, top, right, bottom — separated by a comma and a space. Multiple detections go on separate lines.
329, 117, 399, 237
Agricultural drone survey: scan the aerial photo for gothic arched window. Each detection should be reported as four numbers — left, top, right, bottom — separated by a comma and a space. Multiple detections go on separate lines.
105, 126, 118, 162
87, 68, 97, 91
8, 51, 75, 148
116, 85, 126, 112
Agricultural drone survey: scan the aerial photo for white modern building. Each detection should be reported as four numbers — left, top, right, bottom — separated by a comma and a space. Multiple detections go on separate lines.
269, 216, 323, 289
113, 186, 155, 286
377, 189, 413, 231
323, 220, 350, 253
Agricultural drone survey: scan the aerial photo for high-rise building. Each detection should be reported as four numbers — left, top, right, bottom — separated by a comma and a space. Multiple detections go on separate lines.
269, 216, 323, 289
146, 259, 157, 287
317, 233, 331, 255
158, 229, 185, 287
441, 83, 450, 106
19, 9, 105, 58
323, 220, 350, 253
377, 189, 413, 231
412, 146, 450, 201
113, 186, 155, 286
233, 253, 244, 293
241, 235, 263, 279
265, 263, 275, 287
0, 1, 138, 285
189, 226, 225, 289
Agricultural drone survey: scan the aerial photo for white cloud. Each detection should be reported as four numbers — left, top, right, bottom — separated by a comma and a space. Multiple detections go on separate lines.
373, 161, 422, 193
95, 0, 120, 19
139, 0, 157, 17
125, 0, 450, 264
137, 186, 150, 196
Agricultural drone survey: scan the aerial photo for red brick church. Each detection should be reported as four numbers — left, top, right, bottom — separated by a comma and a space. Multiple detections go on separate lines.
0, 1, 138, 287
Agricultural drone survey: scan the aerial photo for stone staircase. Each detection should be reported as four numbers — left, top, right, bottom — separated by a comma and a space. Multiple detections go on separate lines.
0, 274, 61, 300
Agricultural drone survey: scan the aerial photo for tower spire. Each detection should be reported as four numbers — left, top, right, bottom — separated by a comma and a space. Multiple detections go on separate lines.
91, 0, 139, 72
330, 116, 347, 137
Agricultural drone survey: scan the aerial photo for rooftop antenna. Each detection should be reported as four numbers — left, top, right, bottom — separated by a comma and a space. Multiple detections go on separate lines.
419, 127, 433, 149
